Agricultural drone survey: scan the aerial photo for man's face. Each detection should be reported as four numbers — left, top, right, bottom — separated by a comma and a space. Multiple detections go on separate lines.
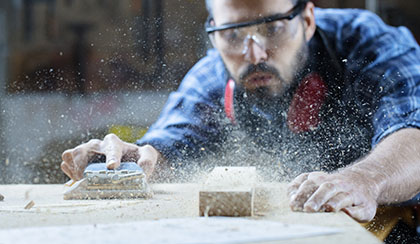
211, 0, 315, 97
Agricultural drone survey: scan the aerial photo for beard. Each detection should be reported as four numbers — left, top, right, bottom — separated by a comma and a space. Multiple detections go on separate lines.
237, 41, 310, 107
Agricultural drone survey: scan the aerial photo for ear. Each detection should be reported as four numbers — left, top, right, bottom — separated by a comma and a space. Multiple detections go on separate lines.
208, 19, 218, 48
301, 1, 316, 42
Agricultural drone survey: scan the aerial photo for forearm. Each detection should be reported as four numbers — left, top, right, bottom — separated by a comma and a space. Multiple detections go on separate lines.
339, 128, 420, 204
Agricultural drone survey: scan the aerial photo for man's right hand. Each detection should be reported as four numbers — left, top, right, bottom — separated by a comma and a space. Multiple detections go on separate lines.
61, 133, 160, 181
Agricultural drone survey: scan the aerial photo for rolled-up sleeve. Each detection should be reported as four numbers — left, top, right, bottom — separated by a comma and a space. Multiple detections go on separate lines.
372, 53, 420, 145
320, 9, 420, 147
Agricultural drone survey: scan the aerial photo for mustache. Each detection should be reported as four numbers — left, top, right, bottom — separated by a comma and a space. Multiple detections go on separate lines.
239, 63, 281, 82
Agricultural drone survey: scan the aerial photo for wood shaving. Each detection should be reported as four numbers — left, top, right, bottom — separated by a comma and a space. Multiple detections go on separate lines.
24, 200, 35, 210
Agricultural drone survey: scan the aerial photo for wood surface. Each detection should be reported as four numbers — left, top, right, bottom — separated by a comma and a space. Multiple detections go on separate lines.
199, 167, 256, 217
0, 183, 381, 244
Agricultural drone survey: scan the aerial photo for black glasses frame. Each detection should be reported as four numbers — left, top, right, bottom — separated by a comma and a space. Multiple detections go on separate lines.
205, 1, 308, 34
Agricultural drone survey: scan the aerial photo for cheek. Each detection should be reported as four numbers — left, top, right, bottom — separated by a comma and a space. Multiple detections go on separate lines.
219, 52, 244, 80
268, 47, 293, 79
269, 35, 305, 78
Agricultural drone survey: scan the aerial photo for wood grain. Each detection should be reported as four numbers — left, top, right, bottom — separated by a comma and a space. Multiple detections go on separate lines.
199, 167, 257, 217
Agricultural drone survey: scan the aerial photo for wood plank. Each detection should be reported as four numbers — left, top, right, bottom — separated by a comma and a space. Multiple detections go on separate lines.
0, 184, 381, 244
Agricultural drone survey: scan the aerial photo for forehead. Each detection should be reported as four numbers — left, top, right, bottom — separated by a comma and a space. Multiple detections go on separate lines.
212, 0, 294, 24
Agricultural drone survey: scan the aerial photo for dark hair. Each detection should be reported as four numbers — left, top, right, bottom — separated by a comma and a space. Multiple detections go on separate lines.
205, 0, 308, 17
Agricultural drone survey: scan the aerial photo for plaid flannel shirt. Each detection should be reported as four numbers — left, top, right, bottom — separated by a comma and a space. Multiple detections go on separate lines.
138, 8, 420, 164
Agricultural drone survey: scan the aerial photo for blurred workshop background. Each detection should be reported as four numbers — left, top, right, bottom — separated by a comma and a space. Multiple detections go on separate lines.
0, 0, 419, 184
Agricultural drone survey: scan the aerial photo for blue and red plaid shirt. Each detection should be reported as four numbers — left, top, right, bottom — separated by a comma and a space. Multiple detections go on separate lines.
138, 8, 420, 168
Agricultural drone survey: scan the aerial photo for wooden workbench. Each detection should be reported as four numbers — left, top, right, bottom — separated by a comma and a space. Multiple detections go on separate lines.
0, 184, 381, 244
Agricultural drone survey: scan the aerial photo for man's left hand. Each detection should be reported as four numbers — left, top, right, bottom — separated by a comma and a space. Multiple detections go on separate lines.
287, 172, 378, 222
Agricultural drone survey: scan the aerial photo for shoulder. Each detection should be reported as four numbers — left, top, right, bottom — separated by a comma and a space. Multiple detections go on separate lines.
314, 8, 418, 59
315, 7, 386, 33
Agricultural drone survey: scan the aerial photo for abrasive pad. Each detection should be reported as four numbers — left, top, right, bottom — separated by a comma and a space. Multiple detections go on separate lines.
63, 162, 152, 200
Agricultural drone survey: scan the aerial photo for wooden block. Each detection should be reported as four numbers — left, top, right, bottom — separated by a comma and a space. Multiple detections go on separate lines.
199, 167, 257, 217
199, 189, 254, 217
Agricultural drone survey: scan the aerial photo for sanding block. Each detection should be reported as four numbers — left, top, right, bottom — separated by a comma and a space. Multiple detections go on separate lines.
63, 162, 152, 200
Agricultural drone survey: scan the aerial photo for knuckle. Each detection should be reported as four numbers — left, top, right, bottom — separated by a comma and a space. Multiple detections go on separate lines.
141, 145, 157, 156
304, 179, 316, 186
62, 150, 71, 161
308, 171, 321, 178
104, 133, 118, 141
87, 139, 101, 146
297, 173, 310, 181
321, 182, 335, 190
60, 161, 68, 170
141, 144, 153, 150
72, 147, 85, 157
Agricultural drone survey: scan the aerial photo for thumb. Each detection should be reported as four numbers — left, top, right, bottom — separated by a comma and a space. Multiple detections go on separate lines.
342, 202, 377, 223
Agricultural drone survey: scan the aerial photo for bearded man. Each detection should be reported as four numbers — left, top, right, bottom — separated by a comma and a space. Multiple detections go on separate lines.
61, 0, 420, 240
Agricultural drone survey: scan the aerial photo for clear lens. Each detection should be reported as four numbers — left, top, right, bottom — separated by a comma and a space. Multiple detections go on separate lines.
213, 19, 291, 54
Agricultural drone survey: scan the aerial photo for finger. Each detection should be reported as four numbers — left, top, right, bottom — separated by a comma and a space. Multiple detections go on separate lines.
137, 145, 158, 179
70, 147, 90, 179
306, 171, 328, 181
342, 202, 377, 223
85, 139, 103, 159
61, 139, 104, 181
304, 182, 338, 212
323, 192, 353, 212
121, 141, 143, 160
61, 161, 74, 180
287, 173, 310, 197
289, 179, 319, 211
62, 149, 87, 181
62, 149, 73, 162
102, 134, 123, 169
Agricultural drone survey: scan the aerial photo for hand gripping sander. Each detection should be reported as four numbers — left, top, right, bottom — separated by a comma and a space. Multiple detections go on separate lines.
63, 162, 153, 200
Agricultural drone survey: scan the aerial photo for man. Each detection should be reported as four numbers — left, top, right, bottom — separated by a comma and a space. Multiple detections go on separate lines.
61, 0, 420, 225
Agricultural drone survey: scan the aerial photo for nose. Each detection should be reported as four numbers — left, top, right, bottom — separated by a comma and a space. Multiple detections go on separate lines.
243, 35, 268, 65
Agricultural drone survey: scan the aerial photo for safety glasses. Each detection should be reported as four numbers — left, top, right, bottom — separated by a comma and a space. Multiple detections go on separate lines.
206, 1, 308, 54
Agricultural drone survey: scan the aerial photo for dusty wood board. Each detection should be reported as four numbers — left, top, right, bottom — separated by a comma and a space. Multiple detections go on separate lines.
0, 184, 381, 244
0, 217, 342, 244
199, 167, 257, 217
